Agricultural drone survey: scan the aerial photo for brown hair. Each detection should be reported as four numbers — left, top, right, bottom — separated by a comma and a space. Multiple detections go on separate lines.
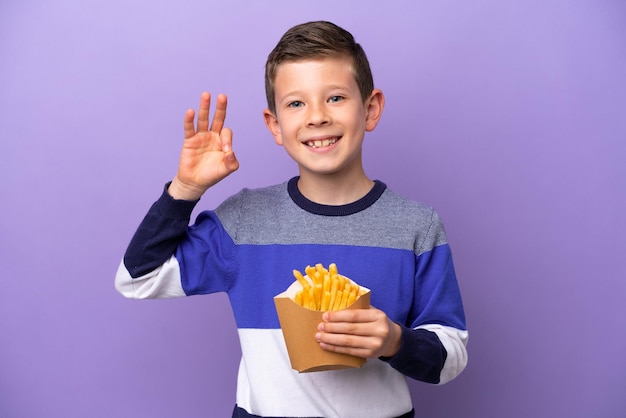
264, 21, 374, 114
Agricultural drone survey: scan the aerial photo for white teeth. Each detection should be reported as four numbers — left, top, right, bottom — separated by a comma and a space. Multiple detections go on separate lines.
306, 138, 338, 148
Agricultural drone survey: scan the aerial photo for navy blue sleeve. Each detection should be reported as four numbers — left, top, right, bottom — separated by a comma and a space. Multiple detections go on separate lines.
123, 183, 199, 278
380, 325, 447, 384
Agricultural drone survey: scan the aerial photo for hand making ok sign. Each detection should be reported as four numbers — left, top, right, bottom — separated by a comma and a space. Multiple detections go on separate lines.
169, 92, 239, 200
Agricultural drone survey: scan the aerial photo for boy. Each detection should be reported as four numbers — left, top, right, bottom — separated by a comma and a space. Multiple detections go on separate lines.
116, 21, 468, 418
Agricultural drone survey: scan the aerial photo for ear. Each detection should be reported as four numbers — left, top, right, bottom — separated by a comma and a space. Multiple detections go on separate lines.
263, 109, 283, 146
364, 89, 385, 132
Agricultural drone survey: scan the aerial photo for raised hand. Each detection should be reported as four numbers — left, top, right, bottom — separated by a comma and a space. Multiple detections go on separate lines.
168, 92, 239, 200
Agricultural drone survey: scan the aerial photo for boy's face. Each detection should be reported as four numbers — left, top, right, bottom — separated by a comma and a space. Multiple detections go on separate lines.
264, 56, 383, 180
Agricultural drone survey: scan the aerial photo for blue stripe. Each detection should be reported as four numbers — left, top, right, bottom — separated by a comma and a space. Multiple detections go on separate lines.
176, 211, 237, 296
412, 244, 467, 330
224, 243, 465, 331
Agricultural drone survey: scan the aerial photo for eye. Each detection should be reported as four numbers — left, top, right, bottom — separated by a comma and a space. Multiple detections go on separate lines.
328, 96, 344, 103
288, 101, 304, 108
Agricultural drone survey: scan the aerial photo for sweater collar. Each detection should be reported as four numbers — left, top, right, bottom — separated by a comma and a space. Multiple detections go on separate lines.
287, 176, 386, 216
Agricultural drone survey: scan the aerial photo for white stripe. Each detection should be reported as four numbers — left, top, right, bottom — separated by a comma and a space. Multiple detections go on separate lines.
115, 257, 186, 299
236, 329, 412, 418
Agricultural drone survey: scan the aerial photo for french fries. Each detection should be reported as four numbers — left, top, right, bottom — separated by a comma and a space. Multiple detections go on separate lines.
292, 263, 364, 311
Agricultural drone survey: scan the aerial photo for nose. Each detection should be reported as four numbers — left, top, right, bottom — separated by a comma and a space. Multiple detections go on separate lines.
306, 102, 330, 126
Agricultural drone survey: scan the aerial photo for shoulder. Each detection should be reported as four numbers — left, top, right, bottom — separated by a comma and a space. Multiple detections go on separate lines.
212, 180, 292, 231
377, 186, 439, 226
217, 181, 289, 211
374, 186, 449, 253
380, 187, 434, 214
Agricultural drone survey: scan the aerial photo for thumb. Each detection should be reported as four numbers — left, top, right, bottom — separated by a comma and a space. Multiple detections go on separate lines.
224, 151, 239, 173
221, 127, 234, 153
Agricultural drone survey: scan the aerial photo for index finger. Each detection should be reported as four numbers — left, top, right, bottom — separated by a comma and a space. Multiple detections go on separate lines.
322, 308, 374, 323
209, 94, 228, 134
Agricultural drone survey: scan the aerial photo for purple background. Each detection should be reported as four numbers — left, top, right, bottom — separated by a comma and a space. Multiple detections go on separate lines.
1, 1, 625, 417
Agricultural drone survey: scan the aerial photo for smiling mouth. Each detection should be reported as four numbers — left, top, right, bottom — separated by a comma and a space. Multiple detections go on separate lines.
304, 137, 340, 148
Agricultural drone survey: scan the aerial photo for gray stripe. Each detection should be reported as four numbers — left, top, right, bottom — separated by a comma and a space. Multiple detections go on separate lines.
215, 182, 448, 255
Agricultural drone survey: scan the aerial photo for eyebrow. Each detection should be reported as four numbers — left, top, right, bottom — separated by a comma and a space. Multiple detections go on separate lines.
279, 84, 353, 99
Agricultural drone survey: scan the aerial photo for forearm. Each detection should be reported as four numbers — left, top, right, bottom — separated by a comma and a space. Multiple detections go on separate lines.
124, 183, 199, 278
380, 325, 447, 383
380, 324, 468, 384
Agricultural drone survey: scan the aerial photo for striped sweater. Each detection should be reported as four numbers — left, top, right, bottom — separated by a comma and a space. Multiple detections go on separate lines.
115, 177, 468, 418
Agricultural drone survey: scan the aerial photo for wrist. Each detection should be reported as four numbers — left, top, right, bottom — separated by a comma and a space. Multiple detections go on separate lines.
168, 177, 206, 201
382, 320, 402, 358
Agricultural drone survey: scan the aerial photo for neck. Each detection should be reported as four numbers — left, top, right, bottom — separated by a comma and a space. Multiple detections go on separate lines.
296, 171, 374, 205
